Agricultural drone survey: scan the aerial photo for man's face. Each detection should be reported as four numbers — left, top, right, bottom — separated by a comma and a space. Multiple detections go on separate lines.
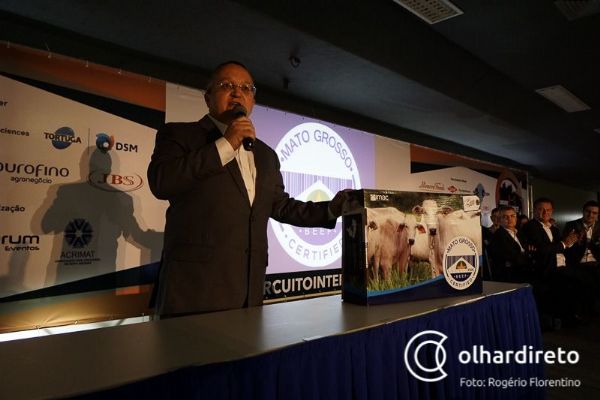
534, 201, 553, 224
204, 63, 255, 124
500, 209, 518, 230
491, 210, 500, 226
582, 206, 599, 225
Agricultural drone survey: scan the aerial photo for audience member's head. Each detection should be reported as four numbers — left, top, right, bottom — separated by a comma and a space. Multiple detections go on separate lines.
490, 207, 500, 230
533, 197, 554, 225
498, 206, 518, 231
581, 200, 599, 226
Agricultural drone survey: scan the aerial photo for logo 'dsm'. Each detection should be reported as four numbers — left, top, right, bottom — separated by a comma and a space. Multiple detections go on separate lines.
404, 330, 448, 382
96, 133, 115, 152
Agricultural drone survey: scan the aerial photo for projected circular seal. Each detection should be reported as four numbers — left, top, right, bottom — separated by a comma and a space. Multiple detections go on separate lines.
270, 122, 361, 267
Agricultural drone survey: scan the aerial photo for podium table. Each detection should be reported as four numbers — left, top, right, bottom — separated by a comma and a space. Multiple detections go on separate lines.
0, 282, 544, 399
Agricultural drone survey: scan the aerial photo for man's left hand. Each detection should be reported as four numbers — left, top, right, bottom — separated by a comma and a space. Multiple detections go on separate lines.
329, 189, 353, 218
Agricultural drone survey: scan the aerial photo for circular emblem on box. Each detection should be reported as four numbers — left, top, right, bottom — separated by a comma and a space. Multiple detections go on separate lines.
442, 236, 479, 290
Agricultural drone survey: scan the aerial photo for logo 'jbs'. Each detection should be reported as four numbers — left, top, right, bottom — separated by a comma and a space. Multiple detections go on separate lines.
88, 171, 144, 192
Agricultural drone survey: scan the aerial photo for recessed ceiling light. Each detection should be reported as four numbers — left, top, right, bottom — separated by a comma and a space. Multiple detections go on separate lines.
535, 85, 591, 113
594, 128, 600, 134
392, 0, 463, 24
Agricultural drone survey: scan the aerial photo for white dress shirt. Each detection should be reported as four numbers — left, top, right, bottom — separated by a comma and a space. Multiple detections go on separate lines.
209, 115, 256, 205
537, 219, 566, 267
581, 222, 597, 263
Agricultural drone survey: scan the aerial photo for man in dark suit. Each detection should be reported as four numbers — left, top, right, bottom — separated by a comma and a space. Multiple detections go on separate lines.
488, 206, 531, 282
482, 207, 500, 280
563, 200, 600, 313
563, 200, 600, 268
148, 61, 348, 318
519, 198, 578, 279
520, 197, 580, 326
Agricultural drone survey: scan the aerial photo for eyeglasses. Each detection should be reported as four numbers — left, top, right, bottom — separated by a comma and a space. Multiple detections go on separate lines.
213, 81, 256, 96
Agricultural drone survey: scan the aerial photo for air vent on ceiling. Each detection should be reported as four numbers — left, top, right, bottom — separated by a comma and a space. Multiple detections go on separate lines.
554, 0, 600, 21
392, 0, 463, 24
535, 85, 591, 113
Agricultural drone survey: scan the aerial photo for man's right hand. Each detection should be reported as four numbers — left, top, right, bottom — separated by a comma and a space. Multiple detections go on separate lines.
563, 230, 579, 248
224, 116, 256, 150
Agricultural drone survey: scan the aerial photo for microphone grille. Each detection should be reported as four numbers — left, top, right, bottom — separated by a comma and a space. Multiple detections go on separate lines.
232, 104, 247, 117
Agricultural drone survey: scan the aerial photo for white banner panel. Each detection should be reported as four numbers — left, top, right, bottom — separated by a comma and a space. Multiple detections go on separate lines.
406, 166, 499, 226
0, 75, 166, 298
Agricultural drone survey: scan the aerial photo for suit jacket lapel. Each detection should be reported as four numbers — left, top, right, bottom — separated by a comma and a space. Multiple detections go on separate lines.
200, 115, 251, 207
226, 159, 251, 206
198, 115, 222, 146
251, 141, 267, 207
502, 228, 522, 254
592, 221, 600, 241
535, 220, 553, 244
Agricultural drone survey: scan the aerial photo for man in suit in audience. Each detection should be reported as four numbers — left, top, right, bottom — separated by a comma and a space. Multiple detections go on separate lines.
488, 206, 532, 282
520, 197, 578, 279
482, 207, 500, 280
483, 207, 500, 247
563, 200, 600, 313
520, 197, 581, 326
563, 200, 600, 268
148, 61, 348, 318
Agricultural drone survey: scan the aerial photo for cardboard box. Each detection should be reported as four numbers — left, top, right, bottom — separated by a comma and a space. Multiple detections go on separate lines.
342, 189, 483, 305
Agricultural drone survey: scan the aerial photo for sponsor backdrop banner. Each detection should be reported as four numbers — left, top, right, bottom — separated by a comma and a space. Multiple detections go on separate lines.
0, 55, 527, 330
0, 74, 166, 299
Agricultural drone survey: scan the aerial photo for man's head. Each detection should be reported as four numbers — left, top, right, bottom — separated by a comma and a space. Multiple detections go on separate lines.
490, 207, 500, 227
533, 197, 554, 224
582, 200, 599, 225
204, 61, 256, 125
499, 206, 518, 231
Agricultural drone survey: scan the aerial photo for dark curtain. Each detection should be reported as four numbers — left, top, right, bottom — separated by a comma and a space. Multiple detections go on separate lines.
78, 287, 543, 399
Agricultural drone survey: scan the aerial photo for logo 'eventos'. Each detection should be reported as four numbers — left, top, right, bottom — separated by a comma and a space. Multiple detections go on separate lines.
270, 122, 360, 267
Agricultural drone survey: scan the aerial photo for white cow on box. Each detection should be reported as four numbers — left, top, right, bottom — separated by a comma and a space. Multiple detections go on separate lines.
412, 200, 447, 278
402, 214, 430, 281
366, 207, 410, 281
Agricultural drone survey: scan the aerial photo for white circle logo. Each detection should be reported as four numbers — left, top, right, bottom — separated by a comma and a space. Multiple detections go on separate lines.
404, 330, 448, 382
443, 236, 479, 290
270, 122, 361, 267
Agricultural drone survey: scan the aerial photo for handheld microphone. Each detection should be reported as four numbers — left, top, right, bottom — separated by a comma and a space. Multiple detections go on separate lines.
232, 104, 254, 151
